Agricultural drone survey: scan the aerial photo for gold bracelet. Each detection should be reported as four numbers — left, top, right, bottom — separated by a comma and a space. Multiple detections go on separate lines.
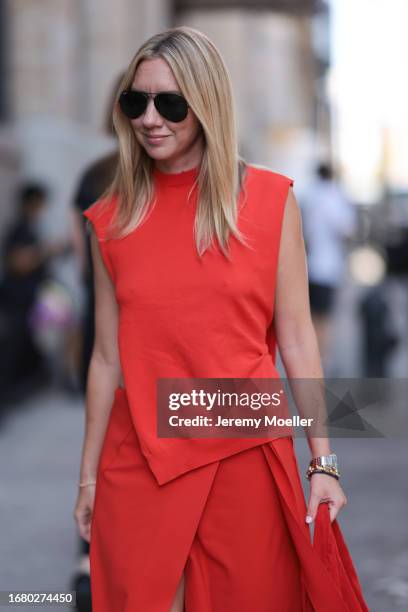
306, 465, 340, 481
78, 480, 97, 488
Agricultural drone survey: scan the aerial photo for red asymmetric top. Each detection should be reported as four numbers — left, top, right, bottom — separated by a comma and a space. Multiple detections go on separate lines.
83, 164, 370, 612
83, 164, 293, 485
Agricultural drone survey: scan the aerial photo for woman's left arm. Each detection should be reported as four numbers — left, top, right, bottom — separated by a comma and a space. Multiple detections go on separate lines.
273, 186, 347, 523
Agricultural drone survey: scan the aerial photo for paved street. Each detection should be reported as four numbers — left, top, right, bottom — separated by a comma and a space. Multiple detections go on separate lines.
1, 278, 407, 611
0, 389, 84, 612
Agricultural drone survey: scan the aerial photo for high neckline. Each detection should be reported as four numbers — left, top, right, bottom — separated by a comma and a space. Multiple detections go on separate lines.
153, 165, 199, 187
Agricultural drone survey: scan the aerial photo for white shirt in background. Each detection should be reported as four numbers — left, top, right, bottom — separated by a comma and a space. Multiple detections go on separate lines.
299, 179, 356, 287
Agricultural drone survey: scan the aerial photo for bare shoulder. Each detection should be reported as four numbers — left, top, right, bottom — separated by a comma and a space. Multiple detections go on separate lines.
279, 187, 305, 273
283, 184, 301, 219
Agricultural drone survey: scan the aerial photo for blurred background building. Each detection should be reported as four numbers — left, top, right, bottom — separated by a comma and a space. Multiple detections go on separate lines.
1, 0, 330, 214
2, 0, 408, 204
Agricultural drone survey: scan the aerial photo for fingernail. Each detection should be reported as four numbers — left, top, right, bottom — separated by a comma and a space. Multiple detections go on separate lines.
305, 515, 313, 524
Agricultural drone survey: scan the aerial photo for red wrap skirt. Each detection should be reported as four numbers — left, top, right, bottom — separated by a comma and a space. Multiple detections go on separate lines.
89, 388, 369, 611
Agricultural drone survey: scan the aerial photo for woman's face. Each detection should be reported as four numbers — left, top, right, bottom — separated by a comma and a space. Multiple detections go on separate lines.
129, 57, 204, 171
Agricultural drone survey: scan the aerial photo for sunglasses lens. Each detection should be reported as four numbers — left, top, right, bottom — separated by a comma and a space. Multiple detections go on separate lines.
155, 93, 188, 122
119, 90, 147, 119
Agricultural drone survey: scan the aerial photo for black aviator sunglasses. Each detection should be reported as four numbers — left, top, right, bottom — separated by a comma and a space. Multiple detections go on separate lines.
119, 89, 190, 123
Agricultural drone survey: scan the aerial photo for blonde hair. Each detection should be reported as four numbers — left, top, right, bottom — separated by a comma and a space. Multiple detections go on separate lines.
98, 25, 251, 259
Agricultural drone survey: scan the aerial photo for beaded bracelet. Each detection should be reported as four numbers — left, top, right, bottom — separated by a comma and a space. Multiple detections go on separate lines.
306, 466, 340, 481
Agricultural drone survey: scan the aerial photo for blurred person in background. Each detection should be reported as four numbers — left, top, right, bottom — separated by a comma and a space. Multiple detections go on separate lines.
0, 184, 65, 403
68, 72, 123, 612
359, 280, 399, 377
71, 153, 119, 394
300, 162, 357, 373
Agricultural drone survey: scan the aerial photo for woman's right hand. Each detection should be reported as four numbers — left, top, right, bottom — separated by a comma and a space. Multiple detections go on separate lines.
74, 485, 97, 543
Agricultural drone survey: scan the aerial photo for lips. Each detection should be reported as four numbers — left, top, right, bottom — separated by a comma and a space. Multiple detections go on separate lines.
144, 134, 170, 141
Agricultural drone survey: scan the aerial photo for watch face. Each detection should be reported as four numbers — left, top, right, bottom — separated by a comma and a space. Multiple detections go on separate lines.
320, 454, 337, 467
310, 454, 338, 470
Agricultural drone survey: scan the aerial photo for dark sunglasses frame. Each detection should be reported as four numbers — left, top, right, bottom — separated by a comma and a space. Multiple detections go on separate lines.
119, 89, 190, 123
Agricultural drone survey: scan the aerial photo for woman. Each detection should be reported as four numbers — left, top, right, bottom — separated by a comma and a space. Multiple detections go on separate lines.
74, 26, 369, 611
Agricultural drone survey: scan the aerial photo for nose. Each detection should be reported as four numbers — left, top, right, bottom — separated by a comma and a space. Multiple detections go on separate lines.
142, 97, 163, 128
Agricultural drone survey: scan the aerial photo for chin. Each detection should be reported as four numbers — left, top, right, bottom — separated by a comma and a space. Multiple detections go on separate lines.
145, 146, 178, 160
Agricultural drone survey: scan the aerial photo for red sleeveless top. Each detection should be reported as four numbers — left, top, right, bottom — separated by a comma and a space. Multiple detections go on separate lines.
83, 164, 294, 484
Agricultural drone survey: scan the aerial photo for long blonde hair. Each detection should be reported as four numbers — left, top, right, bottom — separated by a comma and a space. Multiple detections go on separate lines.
99, 25, 251, 259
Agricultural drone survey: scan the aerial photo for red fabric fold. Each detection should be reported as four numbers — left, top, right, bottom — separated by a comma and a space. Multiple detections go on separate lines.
262, 439, 370, 611
312, 503, 370, 611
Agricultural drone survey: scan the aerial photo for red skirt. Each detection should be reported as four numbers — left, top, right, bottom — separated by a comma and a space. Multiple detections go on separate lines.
89, 388, 369, 611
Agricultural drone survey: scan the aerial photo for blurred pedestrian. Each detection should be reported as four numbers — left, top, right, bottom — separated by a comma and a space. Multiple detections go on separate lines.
359, 282, 399, 376
300, 162, 357, 372
0, 184, 51, 400
72, 153, 119, 393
